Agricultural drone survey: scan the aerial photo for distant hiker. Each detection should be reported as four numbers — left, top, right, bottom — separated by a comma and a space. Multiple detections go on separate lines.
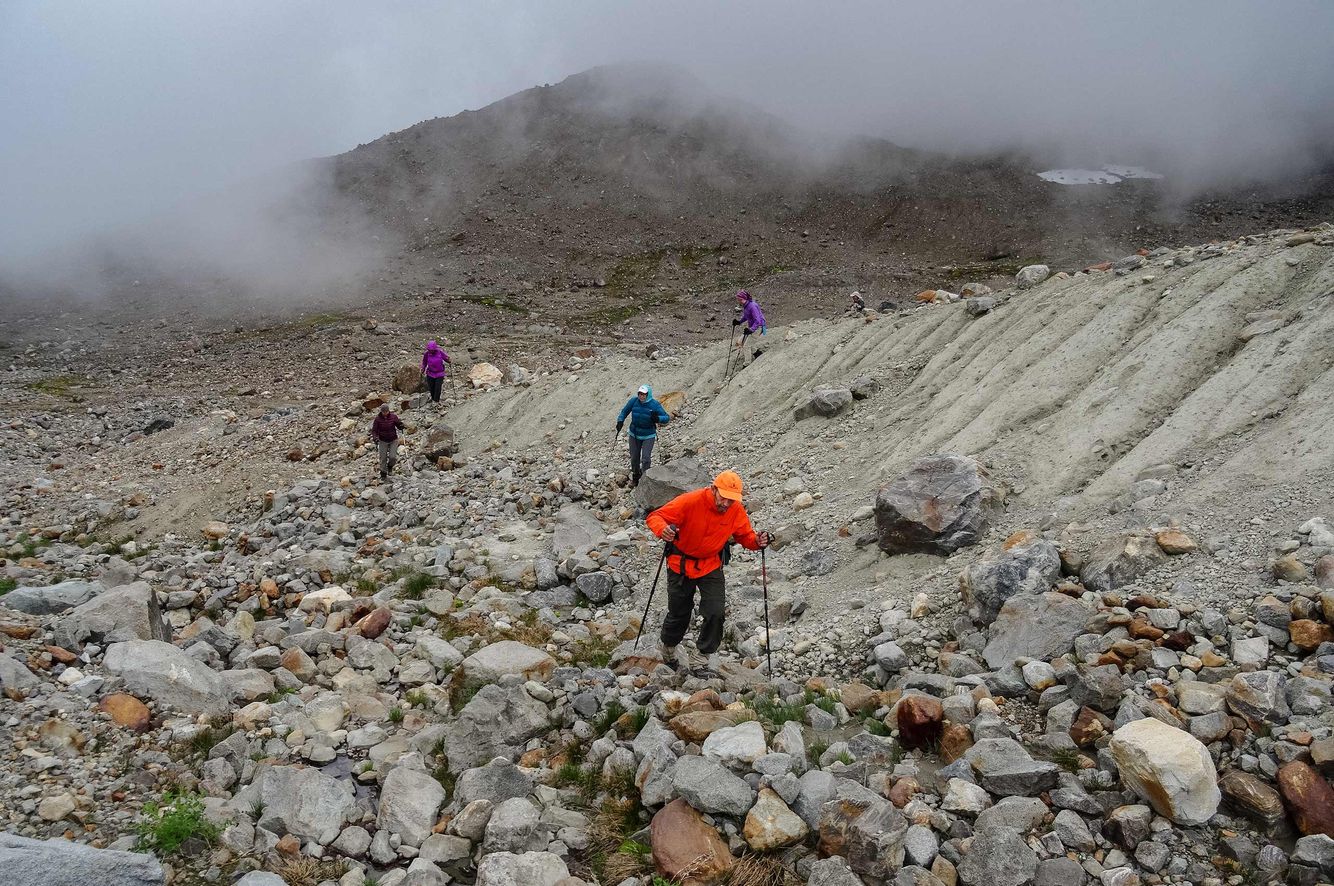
371, 403, 404, 480
847, 291, 866, 316
646, 470, 771, 676
420, 340, 452, 403
733, 290, 767, 363
616, 384, 670, 487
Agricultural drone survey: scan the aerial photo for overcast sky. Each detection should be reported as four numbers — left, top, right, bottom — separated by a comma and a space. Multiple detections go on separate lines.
3, 0, 1333, 269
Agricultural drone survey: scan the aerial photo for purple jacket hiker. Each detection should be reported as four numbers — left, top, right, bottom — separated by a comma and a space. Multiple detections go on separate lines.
737, 290, 766, 334
420, 341, 450, 378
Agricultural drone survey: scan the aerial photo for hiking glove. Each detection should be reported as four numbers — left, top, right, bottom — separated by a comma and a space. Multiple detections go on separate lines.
731, 318, 740, 326
616, 421, 623, 432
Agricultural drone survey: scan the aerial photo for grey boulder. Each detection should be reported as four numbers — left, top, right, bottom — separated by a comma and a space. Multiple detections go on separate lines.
239, 764, 355, 845
672, 754, 756, 816
53, 582, 169, 650
874, 455, 1004, 555
3, 579, 100, 615
0, 834, 164, 885
633, 456, 710, 511
795, 386, 853, 420
102, 640, 228, 716
982, 592, 1093, 670
959, 541, 1061, 624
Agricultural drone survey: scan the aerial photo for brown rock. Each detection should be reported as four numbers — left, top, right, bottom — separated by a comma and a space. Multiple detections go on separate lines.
276, 833, 301, 856
1289, 619, 1334, 651
651, 799, 734, 886
1128, 618, 1164, 641
1316, 557, 1334, 591
1002, 530, 1039, 550
887, 777, 920, 808
0, 623, 38, 640
353, 607, 392, 640
44, 645, 77, 664
939, 723, 973, 763
676, 689, 725, 716
1219, 769, 1284, 828
668, 710, 753, 743
895, 694, 944, 750
1272, 555, 1308, 583
1161, 630, 1195, 651
38, 719, 85, 755
839, 682, 878, 714
392, 364, 423, 393
1277, 761, 1334, 838
1069, 706, 1114, 747
99, 693, 151, 731
280, 646, 317, 682
1155, 529, 1198, 555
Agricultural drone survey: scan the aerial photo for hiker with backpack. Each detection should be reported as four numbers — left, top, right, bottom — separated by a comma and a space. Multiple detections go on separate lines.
420, 340, 452, 403
616, 384, 670, 487
370, 403, 405, 481
645, 470, 771, 676
732, 289, 767, 364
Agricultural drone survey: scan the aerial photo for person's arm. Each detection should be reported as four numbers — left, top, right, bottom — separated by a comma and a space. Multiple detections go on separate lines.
617, 399, 634, 424
646, 496, 686, 541
732, 509, 761, 550
654, 403, 670, 425
420, 354, 428, 372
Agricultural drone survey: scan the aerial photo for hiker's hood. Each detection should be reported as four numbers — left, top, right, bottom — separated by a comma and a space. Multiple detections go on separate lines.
426, 340, 440, 350
638, 385, 652, 397
736, 290, 751, 302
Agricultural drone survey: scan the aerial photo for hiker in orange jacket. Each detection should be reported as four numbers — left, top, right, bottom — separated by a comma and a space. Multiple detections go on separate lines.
645, 470, 770, 675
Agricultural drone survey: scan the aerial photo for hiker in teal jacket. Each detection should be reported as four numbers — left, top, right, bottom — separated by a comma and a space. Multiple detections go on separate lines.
616, 384, 670, 487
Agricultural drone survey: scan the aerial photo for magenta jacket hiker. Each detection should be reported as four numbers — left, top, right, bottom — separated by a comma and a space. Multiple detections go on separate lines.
737, 291, 766, 334
420, 341, 451, 378
371, 410, 404, 442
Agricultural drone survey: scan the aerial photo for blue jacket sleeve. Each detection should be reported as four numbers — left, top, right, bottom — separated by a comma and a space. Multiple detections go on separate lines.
617, 399, 634, 422
654, 402, 670, 424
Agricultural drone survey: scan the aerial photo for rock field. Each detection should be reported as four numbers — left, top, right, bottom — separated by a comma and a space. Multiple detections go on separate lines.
2, 224, 1334, 886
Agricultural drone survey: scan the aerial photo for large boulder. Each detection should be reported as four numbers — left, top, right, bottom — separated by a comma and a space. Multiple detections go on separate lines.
378, 766, 447, 847
0, 834, 164, 885
672, 755, 755, 817
958, 825, 1038, 886
874, 455, 1004, 555
959, 540, 1062, 624
461, 641, 555, 689
1278, 761, 1334, 838
634, 456, 711, 511
965, 738, 1060, 797
3, 579, 101, 615
982, 592, 1093, 669
1080, 533, 1168, 593
102, 640, 228, 716
815, 778, 909, 882
743, 787, 808, 851
1109, 718, 1220, 826
475, 851, 569, 886
0, 653, 41, 696
651, 798, 734, 885
442, 683, 551, 771
1015, 264, 1050, 289
795, 386, 853, 420
469, 363, 503, 389
53, 582, 169, 650
551, 503, 606, 559
392, 364, 423, 393
238, 764, 355, 845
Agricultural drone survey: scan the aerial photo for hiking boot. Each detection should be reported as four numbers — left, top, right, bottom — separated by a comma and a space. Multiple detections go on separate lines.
657, 642, 680, 672
691, 652, 722, 679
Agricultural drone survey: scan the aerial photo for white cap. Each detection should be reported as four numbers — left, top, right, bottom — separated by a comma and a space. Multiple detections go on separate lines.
637, 385, 650, 394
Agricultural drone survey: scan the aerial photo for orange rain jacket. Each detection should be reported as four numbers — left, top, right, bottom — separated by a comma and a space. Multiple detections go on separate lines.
646, 487, 760, 578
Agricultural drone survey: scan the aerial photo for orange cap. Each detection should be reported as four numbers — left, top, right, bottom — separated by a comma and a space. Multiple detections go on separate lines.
714, 470, 744, 501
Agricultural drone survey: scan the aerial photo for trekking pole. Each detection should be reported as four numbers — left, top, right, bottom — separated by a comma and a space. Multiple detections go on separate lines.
722, 331, 740, 383
760, 545, 772, 677
633, 535, 673, 650
449, 369, 458, 399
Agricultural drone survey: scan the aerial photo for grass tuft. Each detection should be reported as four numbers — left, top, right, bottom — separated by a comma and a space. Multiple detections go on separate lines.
135, 791, 220, 855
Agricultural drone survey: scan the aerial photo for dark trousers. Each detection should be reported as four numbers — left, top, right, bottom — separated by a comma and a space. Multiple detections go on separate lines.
629, 436, 655, 481
660, 566, 725, 654
427, 376, 444, 402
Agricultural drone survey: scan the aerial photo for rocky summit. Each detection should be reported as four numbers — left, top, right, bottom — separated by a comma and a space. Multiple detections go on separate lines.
3, 57, 1334, 886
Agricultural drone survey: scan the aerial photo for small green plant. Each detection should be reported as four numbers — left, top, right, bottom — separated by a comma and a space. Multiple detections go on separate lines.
355, 576, 378, 595
136, 791, 221, 855
266, 686, 296, 704
362, 878, 380, 886
748, 692, 807, 728
593, 700, 627, 735
808, 738, 830, 762
387, 707, 405, 724
626, 706, 650, 738
399, 570, 436, 600
832, 751, 856, 766
249, 799, 266, 820
1050, 746, 1083, 773
0, 577, 15, 595
359, 760, 375, 774
571, 634, 618, 668
863, 717, 890, 737
186, 724, 235, 758
405, 689, 429, 708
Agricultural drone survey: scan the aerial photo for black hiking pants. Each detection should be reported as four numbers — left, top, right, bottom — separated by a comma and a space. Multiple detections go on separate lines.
629, 436, 655, 483
427, 376, 444, 402
660, 566, 725, 654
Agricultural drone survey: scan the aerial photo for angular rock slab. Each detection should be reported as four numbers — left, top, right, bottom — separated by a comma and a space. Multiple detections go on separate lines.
102, 639, 228, 717
3, 579, 101, 615
982, 592, 1093, 670
240, 764, 355, 845
1109, 717, 1220, 826
1080, 533, 1167, 593
0, 834, 164, 885
960, 540, 1061, 625
634, 457, 711, 511
743, 787, 808, 850
53, 582, 169, 650
875, 454, 1003, 555
461, 640, 555, 689
474, 850, 570, 886
378, 765, 447, 847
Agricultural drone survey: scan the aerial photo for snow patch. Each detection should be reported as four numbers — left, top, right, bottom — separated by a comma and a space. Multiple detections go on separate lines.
1038, 165, 1164, 186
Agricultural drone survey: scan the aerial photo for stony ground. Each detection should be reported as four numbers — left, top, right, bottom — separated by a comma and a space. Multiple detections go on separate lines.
2, 225, 1334, 886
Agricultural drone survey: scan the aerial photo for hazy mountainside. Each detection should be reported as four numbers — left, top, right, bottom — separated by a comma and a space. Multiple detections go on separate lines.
325, 64, 1334, 300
